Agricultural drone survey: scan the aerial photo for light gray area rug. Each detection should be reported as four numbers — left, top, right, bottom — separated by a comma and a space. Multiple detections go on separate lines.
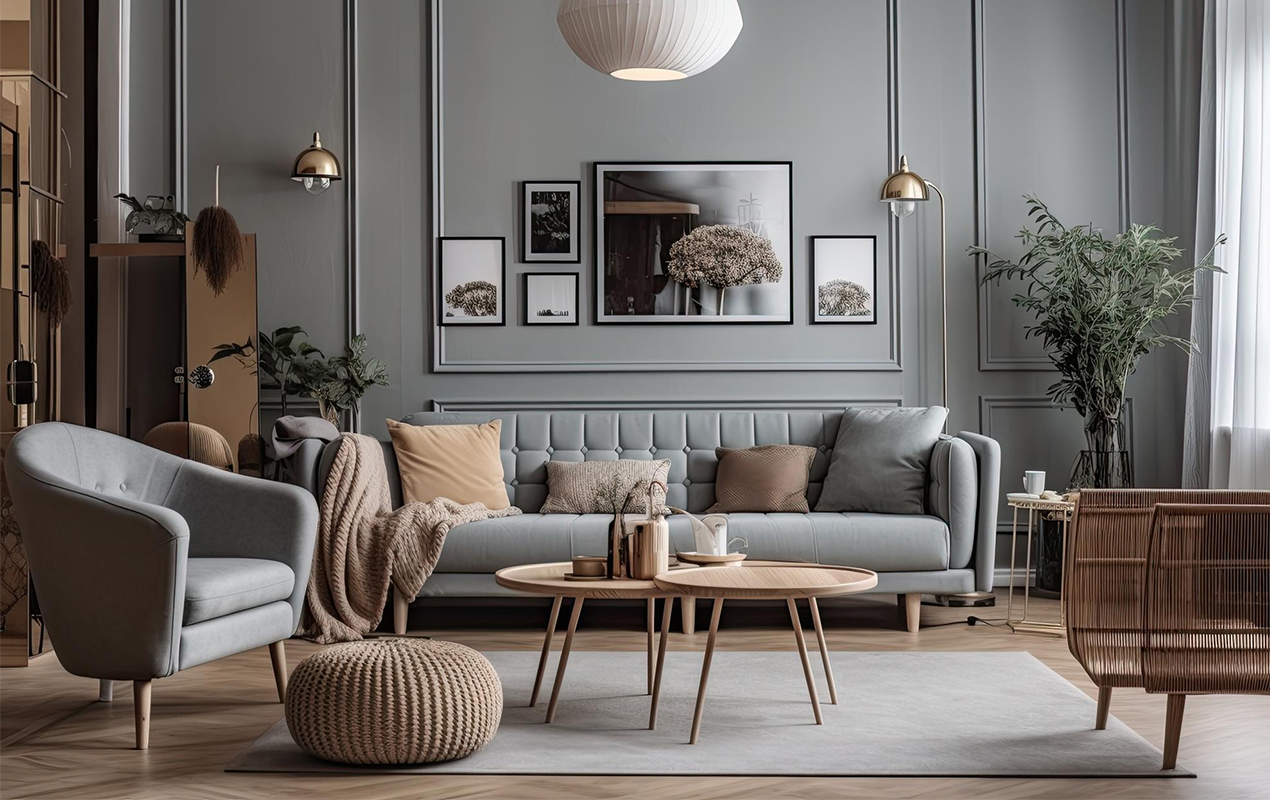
228, 650, 1190, 777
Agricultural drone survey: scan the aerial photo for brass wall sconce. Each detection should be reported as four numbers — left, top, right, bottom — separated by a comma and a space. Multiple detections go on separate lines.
290, 132, 342, 195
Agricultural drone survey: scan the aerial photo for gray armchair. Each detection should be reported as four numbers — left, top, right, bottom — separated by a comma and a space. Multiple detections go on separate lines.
4, 422, 318, 749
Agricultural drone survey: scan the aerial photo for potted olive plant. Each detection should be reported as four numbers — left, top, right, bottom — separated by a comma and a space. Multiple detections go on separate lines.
970, 196, 1222, 489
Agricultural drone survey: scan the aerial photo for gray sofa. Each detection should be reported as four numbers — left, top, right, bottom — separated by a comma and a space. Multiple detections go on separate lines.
291, 409, 1001, 635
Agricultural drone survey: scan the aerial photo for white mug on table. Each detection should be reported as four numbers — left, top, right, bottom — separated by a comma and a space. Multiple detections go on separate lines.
1023, 470, 1046, 496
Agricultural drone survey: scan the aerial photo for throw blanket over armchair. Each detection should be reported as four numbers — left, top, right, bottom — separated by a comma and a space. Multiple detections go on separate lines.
4, 422, 318, 749
1066, 489, 1270, 769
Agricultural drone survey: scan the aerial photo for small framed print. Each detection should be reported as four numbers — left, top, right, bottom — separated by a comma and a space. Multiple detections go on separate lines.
438, 236, 506, 326
522, 180, 581, 263
523, 272, 579, 326
811, 235, 877, 324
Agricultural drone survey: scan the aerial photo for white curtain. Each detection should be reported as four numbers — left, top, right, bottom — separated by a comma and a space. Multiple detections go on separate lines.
1184, 0, 1270, 489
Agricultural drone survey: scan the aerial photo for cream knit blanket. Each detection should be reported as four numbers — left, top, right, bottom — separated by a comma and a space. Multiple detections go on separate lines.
298, 433, 521, 643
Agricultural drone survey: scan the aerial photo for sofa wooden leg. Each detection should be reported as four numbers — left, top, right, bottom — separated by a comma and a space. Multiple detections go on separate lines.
1095, 686, 1112, 730
393, 586, 410, 636
903, 593, 921, 633
133, 680, 152, 750
681, 596, 696, 635
269, 641, 288, 703
98, 679, 114, 702
1163, 694, 1186, 770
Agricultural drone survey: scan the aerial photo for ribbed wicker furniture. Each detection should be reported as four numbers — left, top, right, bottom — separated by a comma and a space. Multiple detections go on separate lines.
1065, 489, 1270, 770
284, 639, 502, 765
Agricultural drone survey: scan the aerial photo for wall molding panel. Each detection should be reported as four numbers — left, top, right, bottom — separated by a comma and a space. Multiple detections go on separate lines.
431, 397, 904, 413
428, 0, 903, 374
973, 0, 1130, 372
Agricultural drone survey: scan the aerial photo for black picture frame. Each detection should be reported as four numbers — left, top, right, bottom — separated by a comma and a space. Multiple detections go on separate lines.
522, 180, 582, 263
593, 161, 794, 325
522, 272, 580, 326
809, 235, 878, 325
437, 236, 506, 327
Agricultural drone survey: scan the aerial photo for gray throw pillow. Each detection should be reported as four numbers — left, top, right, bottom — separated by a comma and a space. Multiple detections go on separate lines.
814, 406, 948, 515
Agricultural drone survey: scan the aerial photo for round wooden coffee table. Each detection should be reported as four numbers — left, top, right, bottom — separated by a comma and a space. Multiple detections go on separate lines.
495, 562, 687, 723
652, 564, 877, 744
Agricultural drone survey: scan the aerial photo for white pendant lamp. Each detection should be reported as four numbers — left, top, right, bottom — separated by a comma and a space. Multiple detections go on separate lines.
557, 0, 743, 82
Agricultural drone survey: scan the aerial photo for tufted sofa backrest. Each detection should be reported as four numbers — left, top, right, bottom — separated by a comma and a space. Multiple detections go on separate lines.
396, 410, 847, 513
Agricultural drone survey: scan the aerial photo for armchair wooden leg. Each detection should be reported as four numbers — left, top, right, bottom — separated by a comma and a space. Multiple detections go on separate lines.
681, 596, 696, 635
1163, 694, 1186, 770
393, 586, 410, 636
99, 679, 114, 702
133, 680, 151, 750
903, 593, 921, 633
269, 641, 288, 703
1095, 686, 1112, 730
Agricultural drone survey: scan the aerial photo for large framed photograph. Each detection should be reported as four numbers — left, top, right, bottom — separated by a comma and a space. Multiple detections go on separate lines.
523, 272, 579, 326
437, 236, 506, 326
594, 162, 793, 324
811, 235, 877, 324
522, 181, 581, 263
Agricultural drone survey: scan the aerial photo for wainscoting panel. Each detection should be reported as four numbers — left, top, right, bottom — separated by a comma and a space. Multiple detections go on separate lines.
974, 0, 1128, 371
430, 398, 904, 413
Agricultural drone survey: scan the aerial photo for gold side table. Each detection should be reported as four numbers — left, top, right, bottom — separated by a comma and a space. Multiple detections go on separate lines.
1005, 493, 1076, 636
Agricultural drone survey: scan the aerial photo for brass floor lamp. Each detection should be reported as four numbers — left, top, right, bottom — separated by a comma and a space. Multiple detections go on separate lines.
881, 157, 994, 608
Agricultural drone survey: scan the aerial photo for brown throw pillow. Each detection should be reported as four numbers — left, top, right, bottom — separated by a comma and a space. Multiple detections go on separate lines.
707, 445, 817, 513
540, 460, 671, 515
386, 419, 510, 509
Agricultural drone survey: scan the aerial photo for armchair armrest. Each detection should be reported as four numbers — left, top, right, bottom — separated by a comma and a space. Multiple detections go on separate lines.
4, 463, 188, 681
164, 461, 318, 632
955, 430, 1001, 592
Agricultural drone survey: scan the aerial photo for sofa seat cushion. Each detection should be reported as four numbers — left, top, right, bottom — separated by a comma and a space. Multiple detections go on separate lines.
434, 512, 949, 575
184, 558, 296, 625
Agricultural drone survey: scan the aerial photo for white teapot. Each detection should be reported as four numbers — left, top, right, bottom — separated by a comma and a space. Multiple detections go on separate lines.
668, 507, 747, 557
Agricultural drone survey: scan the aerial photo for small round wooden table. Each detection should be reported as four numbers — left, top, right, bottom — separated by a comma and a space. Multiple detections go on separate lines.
652, 565, 877, 744
494, 562, 684, 724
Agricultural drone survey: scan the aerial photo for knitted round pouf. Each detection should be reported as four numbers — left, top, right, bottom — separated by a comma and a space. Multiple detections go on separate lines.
285, 638, 502, 765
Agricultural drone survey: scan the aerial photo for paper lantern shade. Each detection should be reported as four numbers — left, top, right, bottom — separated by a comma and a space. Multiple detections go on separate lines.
557, 0, 743, 81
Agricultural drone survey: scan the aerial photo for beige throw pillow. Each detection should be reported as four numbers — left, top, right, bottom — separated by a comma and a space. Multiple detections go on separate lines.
706, 445, 817, 513
386, 419, 510, 510
541, 460, 671, 515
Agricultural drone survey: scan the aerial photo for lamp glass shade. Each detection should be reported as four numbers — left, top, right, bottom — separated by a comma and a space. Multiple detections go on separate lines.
290, 132, 342, 186
557, 0, 743, 81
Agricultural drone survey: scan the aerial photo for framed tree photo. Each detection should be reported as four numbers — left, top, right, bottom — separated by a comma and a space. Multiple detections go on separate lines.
523, 272, 579, 325
811, 235, 877, 324
594, 161, 793, 324
437, 236, 506, 326
522, 181, 581, 263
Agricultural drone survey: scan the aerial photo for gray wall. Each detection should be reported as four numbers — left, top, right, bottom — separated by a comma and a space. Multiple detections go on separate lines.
171, 0, 1195, 543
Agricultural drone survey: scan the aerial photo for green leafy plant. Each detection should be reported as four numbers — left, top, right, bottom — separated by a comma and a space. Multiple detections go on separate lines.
212, 326, 323, 418
307, 334, 390, 423
969, 196, 1223, 487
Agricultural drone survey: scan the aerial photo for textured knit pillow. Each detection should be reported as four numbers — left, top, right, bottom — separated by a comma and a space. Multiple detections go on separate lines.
814, 406, 948, 515
540, 460, 671, 515
707, 445, 817, 513
386, 419, 510, 510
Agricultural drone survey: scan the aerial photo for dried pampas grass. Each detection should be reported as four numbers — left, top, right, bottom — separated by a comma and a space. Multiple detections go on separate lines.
192, 165, 243, 295
31, 240, 73, 326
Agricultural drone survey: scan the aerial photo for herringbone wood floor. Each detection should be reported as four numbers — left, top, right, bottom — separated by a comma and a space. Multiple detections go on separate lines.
2, 592, 1267, 800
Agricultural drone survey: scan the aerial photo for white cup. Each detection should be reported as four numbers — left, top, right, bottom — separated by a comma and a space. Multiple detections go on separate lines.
1023, 470, 1046, 496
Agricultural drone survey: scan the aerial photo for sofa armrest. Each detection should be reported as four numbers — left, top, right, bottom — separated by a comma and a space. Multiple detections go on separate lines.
4, 462, 189, 681
954, 430, 1001, 592
929, 436, 979, 572
164, 461, 318, 632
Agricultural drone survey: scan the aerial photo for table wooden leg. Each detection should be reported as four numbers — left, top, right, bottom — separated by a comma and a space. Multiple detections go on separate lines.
689, 599, 724, 745
808, 597, 837, 705
530, 595, 563, 707
787, 598, 823, 725
649, 594, 675, 730
646, 598, 655, 695
545, 597, 584, 724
